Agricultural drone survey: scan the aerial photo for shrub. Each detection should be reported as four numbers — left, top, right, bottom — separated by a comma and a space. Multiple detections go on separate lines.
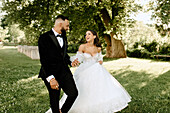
126, 49, 151, 59
133, 42, 139, 49
142, 41, 158, 52
140, 49, 151, 58
3, 42, 19, 46
67, 44, 80, 53
159, 44, 170, 55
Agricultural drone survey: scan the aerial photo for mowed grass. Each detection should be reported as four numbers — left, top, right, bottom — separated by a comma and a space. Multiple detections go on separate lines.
0, 47, 170, 113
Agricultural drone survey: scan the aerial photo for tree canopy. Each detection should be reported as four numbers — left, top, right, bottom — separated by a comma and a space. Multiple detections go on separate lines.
1, 0, 139, 44
149, 0, 170, 36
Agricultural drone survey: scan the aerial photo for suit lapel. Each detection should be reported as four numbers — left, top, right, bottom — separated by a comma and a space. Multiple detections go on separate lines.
63, 39, 67, 57
61, 34, 67, 57
49, 30, 67, 57
49, 30, 62, 53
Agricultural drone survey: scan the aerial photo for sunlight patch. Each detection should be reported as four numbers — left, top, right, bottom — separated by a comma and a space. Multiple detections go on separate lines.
103, 58, 170, 79
161, 90, 167, 95
70, 67, 76, 73
28, 97, 36, 102
121, 72, 130, 78
40, 90, 48, 95
17, 75, 38, 83
1, 46, 17, 49
139, 82, 147, 88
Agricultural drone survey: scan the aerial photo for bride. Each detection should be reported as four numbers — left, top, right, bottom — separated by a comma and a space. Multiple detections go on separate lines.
46, 30, 131, 113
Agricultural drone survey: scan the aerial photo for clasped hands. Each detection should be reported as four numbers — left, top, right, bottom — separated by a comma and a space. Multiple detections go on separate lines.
71, 58, 80, 67
50, 59, 102, 90
49, 59, 80, 90
71, 58, 103, 67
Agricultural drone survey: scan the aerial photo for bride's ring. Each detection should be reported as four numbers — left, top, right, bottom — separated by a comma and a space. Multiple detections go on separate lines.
56, 86, 58, 88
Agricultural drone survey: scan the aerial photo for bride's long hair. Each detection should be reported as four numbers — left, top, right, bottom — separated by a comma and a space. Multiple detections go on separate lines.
88, 30, 101, 47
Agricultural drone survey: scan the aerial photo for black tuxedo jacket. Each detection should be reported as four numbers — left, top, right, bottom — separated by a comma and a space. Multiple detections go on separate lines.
38, 30, 72, 80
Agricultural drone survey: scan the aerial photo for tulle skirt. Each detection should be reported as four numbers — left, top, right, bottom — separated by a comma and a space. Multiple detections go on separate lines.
46, 62, 131, 113
47, 63, 131, 113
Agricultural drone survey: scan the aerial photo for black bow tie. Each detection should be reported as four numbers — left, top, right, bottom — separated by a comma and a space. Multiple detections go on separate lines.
56, 34, 63, 38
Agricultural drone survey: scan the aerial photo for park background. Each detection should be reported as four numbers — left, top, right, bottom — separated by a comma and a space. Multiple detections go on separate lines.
0, 0, 169, 113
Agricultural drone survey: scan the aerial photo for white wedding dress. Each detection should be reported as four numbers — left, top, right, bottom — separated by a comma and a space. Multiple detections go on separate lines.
46, 52, 131, 113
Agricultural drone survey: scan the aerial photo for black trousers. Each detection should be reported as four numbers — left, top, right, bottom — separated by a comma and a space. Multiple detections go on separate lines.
44, 72, 78, 113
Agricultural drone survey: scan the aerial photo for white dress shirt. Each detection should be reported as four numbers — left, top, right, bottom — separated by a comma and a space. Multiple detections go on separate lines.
46, 28, 64, 82
52, 28, 63, 48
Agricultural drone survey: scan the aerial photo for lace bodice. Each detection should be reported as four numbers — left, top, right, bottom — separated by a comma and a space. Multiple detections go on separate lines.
70, 51, 103, 64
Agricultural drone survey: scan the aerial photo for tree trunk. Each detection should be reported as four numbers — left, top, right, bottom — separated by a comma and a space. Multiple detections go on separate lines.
97, 1, 126, 58
104, 33, 126, 58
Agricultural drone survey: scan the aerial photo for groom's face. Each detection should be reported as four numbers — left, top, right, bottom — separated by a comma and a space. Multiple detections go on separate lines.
62, 19, 69, 31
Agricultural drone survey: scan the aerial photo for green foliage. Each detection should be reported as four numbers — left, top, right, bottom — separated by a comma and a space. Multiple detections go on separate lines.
2, 42, 19, 46
0, 18, 8, 29
149, 0, 170, 36
126, 49, 151, 59
1, 48, 170, 112
127, 40, 170, 61
1, 0, 55, 45
7, 25, 21, 42
67, 44, 80, 53
159, 44, 170, 55
133, 42, 139, 49
1, 0, 139, 45
142, 41, 158, 52
123, 21, 166, 50
4, 37, 12, 42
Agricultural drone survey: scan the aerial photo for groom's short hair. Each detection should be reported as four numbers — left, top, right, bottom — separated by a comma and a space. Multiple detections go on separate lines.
55, 15, 69, 21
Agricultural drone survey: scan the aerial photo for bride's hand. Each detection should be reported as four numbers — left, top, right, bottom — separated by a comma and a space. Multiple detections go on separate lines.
98, 60, 103, 65
71, 58, 80, 67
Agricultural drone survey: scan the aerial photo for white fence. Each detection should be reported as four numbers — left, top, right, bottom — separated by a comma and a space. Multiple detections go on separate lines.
0, 42, 3, 48
17, 45, 40, 59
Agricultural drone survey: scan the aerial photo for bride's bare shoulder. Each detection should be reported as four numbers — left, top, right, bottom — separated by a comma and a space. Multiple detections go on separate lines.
78, 44, 86, 52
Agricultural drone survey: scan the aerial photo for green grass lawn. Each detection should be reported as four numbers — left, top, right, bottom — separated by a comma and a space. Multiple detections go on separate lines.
0, 47, 170, 113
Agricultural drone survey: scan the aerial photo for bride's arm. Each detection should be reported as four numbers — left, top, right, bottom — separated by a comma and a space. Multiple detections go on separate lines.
98, 47, 103, 65
71, 44, 85, 67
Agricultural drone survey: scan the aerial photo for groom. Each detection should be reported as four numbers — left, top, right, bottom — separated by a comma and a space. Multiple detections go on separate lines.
38, 15, 78, 113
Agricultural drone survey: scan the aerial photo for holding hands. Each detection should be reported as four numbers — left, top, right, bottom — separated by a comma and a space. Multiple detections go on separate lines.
98, 60, 103, 65
71, 58, 80, 67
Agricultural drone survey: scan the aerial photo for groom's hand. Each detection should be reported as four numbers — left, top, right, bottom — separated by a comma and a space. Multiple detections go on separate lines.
50, 78, 59, 90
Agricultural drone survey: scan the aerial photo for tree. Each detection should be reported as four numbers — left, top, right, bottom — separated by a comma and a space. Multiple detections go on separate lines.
1, 0, 139, 57
61, 0, 139, 58
123, 21, 164, 50
1, 0, 56, 45
149, 0, 170, 37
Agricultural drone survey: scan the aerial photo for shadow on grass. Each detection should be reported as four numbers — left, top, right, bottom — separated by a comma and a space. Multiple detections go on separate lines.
111, 69, 170, 113
103, 57, 120, 62
1, 48, 170, 113
0, 78, 50, 113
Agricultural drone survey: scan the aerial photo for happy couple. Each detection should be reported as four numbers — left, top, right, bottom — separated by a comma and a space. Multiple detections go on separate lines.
38, 15, 131, 113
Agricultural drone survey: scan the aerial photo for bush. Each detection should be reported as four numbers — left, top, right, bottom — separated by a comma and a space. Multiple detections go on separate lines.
142, 41, 158, 52
3, 42, 19, 46
140, 49, 152, 58
127, 49, 141, 58
133, 42, 139, 49
67, 44, 80, 53
159, 44, 170, 55
126, 49, 151, 59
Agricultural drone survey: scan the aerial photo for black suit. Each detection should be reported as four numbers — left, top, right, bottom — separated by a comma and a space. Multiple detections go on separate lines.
38, 30, 78, 113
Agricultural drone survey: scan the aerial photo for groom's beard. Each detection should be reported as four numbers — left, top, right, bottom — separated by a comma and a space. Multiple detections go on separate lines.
61, 28, 66, 37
